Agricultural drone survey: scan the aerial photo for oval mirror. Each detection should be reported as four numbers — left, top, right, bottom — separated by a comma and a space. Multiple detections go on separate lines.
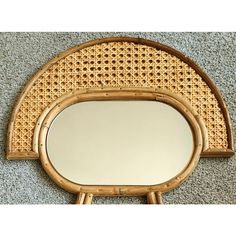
38, 89, 203, 204
47, 101, 194, 186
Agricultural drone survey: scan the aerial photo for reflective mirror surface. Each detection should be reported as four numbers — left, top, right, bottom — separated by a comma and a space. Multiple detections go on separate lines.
47, 101, 194, 185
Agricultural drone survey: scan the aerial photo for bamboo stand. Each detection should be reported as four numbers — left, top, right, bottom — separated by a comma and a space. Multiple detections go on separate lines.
147, 192, 163, 204
76, 192, 162, 204
75, 193, 93, 204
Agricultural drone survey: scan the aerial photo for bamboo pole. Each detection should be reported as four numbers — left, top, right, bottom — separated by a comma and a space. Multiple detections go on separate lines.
147, 192, 157, 204
84, 193, 93, 204
147, 192, 163, 204
75, 192, 86, 204
155, 192, 163, 204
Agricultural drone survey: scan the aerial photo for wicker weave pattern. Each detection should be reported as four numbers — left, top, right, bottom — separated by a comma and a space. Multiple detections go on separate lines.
12, 41, 228, 152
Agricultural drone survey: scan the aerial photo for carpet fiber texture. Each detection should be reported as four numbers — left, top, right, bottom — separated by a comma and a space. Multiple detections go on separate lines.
0, 32, 235, 204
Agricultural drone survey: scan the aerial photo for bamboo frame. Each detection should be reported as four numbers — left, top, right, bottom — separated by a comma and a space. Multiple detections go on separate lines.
6, 37, 235, 160
147, 192, 163, 204
75, 193, 93, 205
38, 88, 203, 204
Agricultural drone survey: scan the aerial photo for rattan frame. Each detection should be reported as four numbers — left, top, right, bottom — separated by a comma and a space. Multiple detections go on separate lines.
5, 37, 235, 204
6, 37, 234, 160
38, 88, 203, 204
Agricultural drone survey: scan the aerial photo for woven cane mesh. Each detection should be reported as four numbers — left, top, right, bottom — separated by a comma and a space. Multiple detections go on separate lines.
11, 41, 228, 153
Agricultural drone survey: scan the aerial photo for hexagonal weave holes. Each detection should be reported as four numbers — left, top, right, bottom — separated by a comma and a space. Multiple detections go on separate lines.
8, 39, 233, 158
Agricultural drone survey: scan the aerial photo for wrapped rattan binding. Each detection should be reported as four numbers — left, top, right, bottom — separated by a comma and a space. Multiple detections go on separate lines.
7, 37, 234, 159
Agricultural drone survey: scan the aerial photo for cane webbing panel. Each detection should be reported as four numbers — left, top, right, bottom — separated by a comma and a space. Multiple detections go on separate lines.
11, 41, 228, 154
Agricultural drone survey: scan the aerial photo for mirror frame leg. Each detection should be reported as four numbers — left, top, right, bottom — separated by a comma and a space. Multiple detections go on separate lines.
147, 192, 163, 204
75, 193, 93, 204
84, 193, 93, 204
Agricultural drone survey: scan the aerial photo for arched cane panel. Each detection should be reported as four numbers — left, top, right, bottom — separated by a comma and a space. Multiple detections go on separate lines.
7, 37, 234, 159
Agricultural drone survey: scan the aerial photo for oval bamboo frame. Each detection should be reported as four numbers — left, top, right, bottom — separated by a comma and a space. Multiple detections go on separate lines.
6, 37, 235, 160
38, 88, 203, 204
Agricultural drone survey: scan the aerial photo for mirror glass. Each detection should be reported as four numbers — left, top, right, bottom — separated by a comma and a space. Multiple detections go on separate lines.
47, 101, 194, 185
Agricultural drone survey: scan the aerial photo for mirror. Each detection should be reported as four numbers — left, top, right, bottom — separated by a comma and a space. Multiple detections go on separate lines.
46, 101, 194, 186
7, 36, 234, 204
7, 37, 234, 204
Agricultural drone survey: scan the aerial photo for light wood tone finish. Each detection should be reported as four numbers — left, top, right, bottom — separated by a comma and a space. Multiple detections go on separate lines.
6, 37, 234, 160
84, 194, 93, 204
75, 192, 86, 204
147, 192, 158, 204
156, 192, 163, 204
38, 89, 203, 199
147, 192, 163, 204
75, 193, 93, 205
